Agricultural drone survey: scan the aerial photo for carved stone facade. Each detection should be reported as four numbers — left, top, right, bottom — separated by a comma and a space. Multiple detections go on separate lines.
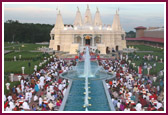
49, 5, 127, 54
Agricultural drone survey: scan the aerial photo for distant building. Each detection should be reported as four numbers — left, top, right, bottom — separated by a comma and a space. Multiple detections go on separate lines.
126, 26, 164, 48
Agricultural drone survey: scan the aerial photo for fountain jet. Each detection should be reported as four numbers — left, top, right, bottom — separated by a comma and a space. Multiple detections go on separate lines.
83, 46, 91, 111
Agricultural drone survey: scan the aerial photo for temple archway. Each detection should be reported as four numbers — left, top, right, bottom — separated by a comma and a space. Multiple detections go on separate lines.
85, 35, 91, 46
116, 46, 119, 51
57, 45, 60, 51
106, 47, 110, 54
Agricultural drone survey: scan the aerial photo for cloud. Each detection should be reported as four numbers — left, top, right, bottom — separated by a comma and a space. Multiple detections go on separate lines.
5, 6, 54, 13
4, 4, 164, 32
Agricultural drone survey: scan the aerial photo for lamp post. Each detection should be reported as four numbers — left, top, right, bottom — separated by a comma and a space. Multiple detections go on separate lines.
147, 67, 150, 75
160, 58, 163, 63
19, 55, 22, 59
5, 83, 10, 90
14, 56, 16, 61
17, 75, 22, 81
10, 73, 14, 82
128, 60, 131, 65
132, 63, 135, 67
21, 67, 25, 74
34, 65, 37, 72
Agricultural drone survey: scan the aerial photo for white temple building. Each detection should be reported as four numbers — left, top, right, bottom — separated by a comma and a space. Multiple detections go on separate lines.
49, 5, 127, 54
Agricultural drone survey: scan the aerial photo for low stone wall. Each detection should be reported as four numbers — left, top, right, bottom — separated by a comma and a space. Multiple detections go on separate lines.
102, 80, 115, 111
59, 79, 73, 111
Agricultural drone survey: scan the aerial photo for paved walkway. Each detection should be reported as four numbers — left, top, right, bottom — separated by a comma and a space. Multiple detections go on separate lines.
9, 74, 29, 82
4, 44, 21, 48
4, 50, 12, 54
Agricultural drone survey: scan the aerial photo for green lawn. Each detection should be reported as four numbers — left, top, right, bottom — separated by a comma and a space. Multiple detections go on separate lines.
4, 60, 42, 74
126, 45, 164, 75
4, 43, 48, 51
127, 45, 164, 52
4, 43, 50, 95
4, 42, 21, 47
4, 51, 44, 60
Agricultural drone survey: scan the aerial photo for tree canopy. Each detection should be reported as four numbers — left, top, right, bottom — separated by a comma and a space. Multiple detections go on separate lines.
4, 20, 53, 43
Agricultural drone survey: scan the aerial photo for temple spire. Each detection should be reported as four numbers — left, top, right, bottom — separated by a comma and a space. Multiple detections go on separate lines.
111, 9, 122, 31
84, 4, 92, 25
74, 6, 83, 27
93, 7, 102, 27
54, 10, 64, 30
87, 4, 89, 9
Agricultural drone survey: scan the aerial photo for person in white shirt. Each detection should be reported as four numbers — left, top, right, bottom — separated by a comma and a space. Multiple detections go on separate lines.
28, 90, 32, 103
58, 83, 64, 91
39, 96, 43, 106
20, 79, 25, 92
5, 83, 10, 90
22, 101, 30, 110
34, 95, 38, 102
48, 101, 54, 110
6, 105, 12, 111
156, 101, 163, 109
62, 88, 67, 96
39, 76, 45, 89
117, 100, 121, 110
47, 91, 52, 100
136, 101, 142, 111
7, 95, 12, 102
9, 100, 15, 110
25, 91, 29, 101
16, 86, 21, 94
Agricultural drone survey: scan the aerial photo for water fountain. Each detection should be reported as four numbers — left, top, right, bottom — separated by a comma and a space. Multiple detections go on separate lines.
83, 46, 91, 111
63, 47, 112, 111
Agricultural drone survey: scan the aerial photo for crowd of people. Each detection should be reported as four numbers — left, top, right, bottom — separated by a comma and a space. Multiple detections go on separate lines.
4, 56, 76, 111
99, 57, 164, 111
4, 50, 164, 111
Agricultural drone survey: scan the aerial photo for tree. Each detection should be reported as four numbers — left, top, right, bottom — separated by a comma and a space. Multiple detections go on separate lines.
4, 20, 53, 43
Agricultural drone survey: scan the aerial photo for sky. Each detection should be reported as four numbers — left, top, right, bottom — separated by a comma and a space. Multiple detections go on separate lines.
3, 3, 165, 32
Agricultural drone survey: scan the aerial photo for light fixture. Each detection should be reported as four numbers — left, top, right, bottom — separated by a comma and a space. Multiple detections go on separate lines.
64, 27, 67, 30
74, 27, 78, 30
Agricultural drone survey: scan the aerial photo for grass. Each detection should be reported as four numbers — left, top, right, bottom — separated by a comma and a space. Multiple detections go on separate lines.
127, 45, 164, 52
4, 60, 42, 74
4, 81, 20, 95
5, 51, 43, 59
4, 43, 48, 51
131, 61, 164, 75
4, 42, 21, 47
126, 45, 164, 75
4, 42, 51, 95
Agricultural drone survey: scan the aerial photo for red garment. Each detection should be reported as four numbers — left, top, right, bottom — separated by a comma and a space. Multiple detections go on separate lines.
139, 66, 142, 74
42, 108, 47, 111
13, 107, 18, 111
75, 56, 78, 59
116, 73, 120, 77
149, 95, 154, 100
97, 55, 100, 59
109, 81, 112, 85
58, 79, 62, 84
4, 101, 8, 109
130, 108, 136, 111
44, 84, 49, 90
147, 107, 152, 111
59, 70, 63, 73
140, 98, 147, 107
153, 94, 157, 100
